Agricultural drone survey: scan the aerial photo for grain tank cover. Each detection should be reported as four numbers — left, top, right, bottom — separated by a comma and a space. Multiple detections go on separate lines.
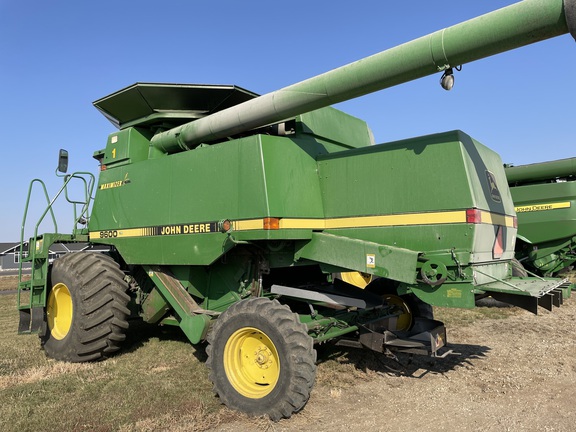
93, 83, 259, 130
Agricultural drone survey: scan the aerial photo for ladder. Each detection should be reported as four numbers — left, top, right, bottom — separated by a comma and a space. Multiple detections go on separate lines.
17, 172, 94, 334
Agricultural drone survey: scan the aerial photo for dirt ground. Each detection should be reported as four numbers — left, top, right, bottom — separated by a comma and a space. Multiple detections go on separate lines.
211, 295, 576, 432
3, 274, 575, 431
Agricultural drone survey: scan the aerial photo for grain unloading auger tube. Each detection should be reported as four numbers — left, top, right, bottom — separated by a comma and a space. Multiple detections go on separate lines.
147, 0, 576, 153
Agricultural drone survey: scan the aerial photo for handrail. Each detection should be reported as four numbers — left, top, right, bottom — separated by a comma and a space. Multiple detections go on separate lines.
62, 172, 96, 234
18, 171, 96, 291
18, 179, 57, 284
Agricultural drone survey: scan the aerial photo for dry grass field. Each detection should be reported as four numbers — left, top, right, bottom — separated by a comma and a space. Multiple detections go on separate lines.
0, 275, 21, 292
1, 274, 575, 431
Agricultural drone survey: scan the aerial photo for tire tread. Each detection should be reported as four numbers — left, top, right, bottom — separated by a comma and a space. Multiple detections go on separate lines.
41, 252, 130, 362
206, 297, 316, 420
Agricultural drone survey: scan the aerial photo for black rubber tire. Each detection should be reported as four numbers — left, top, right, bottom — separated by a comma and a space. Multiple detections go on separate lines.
366, 278, 434, 326
206, 297, 316, 421
40, 252, 131, 362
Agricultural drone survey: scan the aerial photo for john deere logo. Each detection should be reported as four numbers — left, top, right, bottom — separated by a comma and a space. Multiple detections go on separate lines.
485, 170, 502, 203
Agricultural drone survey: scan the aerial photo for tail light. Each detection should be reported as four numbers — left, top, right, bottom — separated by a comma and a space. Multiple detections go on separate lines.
466, 208, 482, 224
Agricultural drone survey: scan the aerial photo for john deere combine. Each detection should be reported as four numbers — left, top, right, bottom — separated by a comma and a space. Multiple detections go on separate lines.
17, 0, 575, 420
507, 158, 576, 276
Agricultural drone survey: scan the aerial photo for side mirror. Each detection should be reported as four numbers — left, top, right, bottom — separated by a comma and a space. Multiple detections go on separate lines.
58, 149, 69, 173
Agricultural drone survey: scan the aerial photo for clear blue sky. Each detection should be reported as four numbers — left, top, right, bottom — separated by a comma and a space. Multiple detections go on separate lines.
1, 0, 574, 241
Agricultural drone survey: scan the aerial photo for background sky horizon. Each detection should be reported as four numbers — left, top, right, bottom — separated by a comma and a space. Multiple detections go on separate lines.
1, 0, 574, 242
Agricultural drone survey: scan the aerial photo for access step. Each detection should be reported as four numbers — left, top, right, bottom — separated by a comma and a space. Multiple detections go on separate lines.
481, 278, 571, 314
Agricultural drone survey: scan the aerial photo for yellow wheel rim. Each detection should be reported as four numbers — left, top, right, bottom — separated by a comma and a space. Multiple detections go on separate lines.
383, 294, 413, 331
224, 327, 280, 399
47, 283, 73, 340
340, 271, 373, 289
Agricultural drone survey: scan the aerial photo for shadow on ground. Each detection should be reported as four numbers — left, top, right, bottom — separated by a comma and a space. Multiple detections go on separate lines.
316, 341, 490, 379
119, 316, 489, 379
120, 318, 209, 362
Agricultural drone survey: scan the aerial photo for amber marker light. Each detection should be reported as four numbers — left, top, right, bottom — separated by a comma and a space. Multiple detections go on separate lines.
263, 217, 280, 230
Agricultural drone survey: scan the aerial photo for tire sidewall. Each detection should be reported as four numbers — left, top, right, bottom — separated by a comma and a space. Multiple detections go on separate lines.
41, 257, 83, 360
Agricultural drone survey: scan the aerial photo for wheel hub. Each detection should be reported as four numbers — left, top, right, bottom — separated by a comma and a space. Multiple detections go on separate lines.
47, 283, 73, 340
255, 346, 273, 368
224, 327, 280, 399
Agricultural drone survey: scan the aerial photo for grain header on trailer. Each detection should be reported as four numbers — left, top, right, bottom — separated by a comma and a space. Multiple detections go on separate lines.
507, 158, 576, 276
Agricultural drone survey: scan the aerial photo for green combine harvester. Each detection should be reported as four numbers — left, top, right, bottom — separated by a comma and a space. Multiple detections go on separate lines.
17, 0, 576, 420
507, 158, 576, 276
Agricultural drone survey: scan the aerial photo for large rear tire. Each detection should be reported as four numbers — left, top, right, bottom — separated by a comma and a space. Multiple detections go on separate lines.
41, 252, 131, 362
206, 297, 316, 420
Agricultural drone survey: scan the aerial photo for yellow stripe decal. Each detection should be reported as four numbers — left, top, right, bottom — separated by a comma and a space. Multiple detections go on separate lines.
514, 201, 571, 213
90, 209, 515, 240
275, 211, 466, 230
90, 222, 218, 240
233, 219, 264, 231
479, 211, 514, 227
233, 210, 514, 231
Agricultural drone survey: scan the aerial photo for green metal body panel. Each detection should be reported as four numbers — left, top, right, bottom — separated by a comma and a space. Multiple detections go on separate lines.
91, 132, 320, 264
512, 182, 576, 244
295, 233, 420, 284
407, 282, 477, 309
90, 122, 513, 267
141, 288, 169, 323
316, 131, 516, 261
506, 158, 576, 275
90, 113, 521, 314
